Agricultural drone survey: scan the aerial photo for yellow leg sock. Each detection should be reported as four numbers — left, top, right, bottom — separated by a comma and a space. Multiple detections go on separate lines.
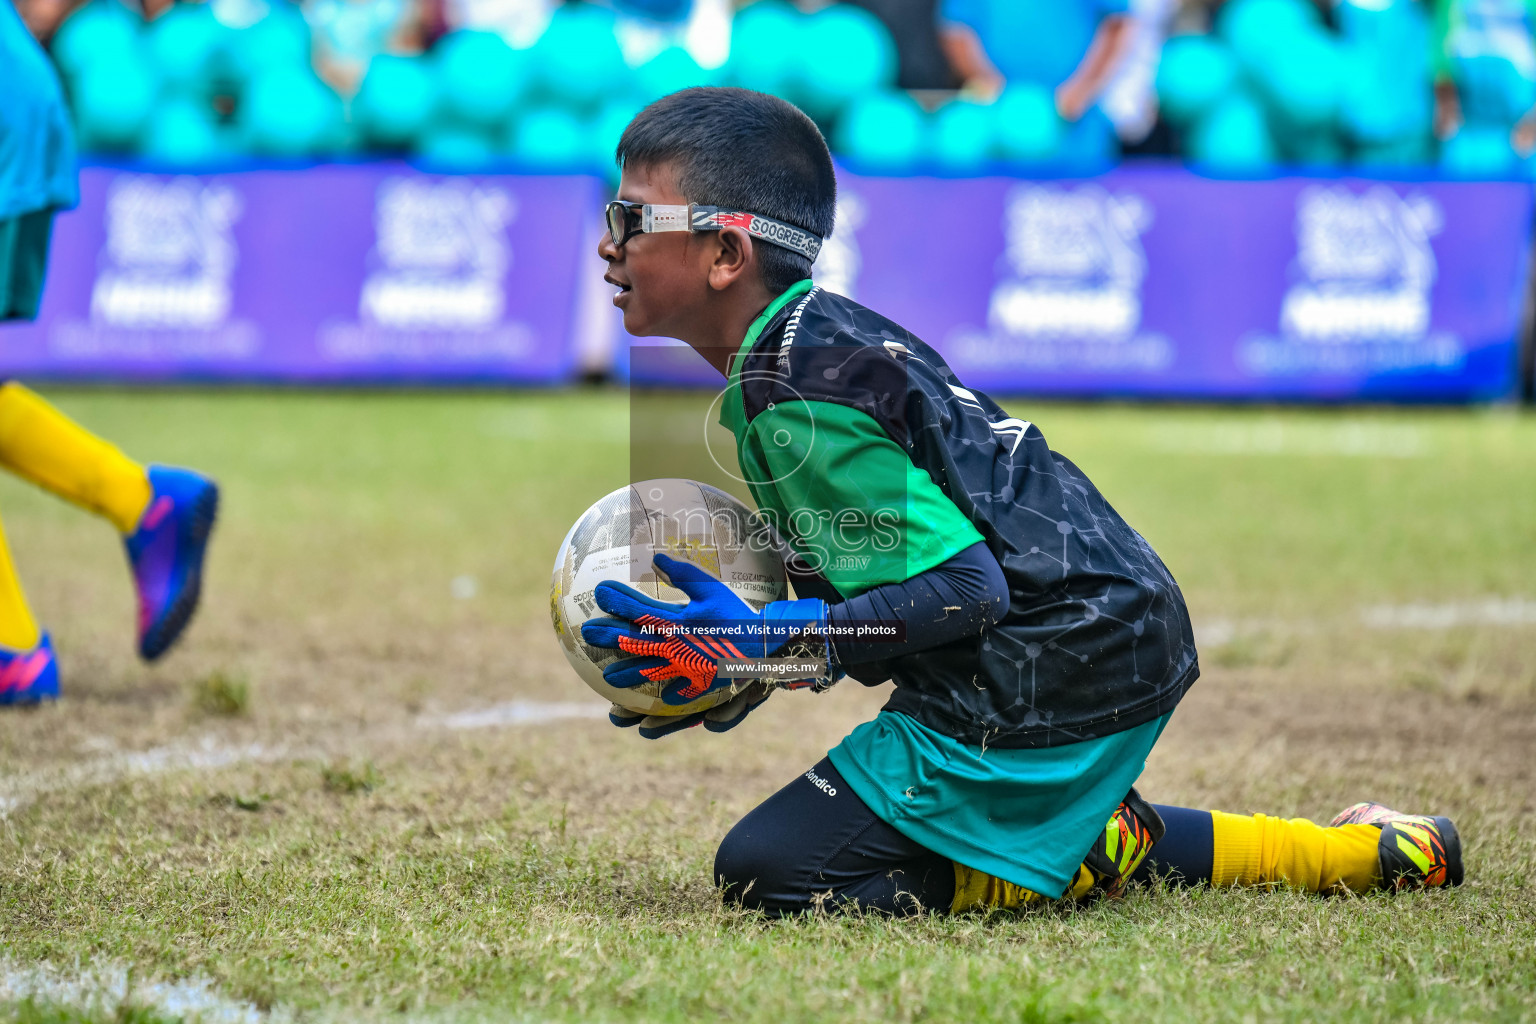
0, 513, 41, 650
1210, 810, 1382, 893
950, 863, 1095, 912
0, 382, 151, 534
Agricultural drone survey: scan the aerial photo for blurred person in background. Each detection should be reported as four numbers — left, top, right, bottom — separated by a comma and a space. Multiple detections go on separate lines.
439, 0, 550, 45
939, 0, 1135, 161
609, 0, 730, 70
1100, 0, 1178, 150
14, 0, 87, 43
839, 0, 956, 89
304, 0, 427, 94
440, 0, 732, 62
0, 0, 219, 705
1432, 0, 1536, 155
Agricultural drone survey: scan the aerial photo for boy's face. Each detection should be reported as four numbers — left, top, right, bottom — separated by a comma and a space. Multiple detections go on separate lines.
599, 161, 717, 340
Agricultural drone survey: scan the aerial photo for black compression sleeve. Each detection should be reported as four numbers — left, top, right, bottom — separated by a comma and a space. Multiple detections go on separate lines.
826, 541, 1007, 664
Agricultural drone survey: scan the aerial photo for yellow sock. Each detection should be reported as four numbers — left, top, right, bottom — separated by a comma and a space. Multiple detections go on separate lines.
0, 513, 41, 650
1210, 810, 1382, 893
951, 863, 1095, 912
0, 382, 151, 534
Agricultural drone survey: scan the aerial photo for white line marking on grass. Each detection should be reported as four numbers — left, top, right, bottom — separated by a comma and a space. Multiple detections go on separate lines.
1361, 598, 1536, 629
420, 699, 609, 731
0, 957, 288, 1023
0, 701, 608, 816
1193, 619, 1237, 648
0, 738, 290, 818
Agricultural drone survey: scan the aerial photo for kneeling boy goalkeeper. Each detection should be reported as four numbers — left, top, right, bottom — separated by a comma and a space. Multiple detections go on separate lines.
581, 88, 1462, 914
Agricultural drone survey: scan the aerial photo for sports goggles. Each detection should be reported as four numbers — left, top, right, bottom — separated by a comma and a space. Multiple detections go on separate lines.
605, 201, 823, 261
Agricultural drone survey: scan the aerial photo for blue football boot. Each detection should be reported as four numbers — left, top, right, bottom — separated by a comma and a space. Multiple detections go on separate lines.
0, 631, 60, 706
125, 465, 219, 662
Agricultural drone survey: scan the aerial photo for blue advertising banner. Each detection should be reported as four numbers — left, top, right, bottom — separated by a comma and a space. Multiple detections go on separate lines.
0, 165, 604, 384
3, 164, 1530, 399
814, 169, 1533, 401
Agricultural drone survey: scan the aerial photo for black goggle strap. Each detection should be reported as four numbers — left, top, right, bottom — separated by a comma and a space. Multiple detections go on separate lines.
609, 202, 823, 261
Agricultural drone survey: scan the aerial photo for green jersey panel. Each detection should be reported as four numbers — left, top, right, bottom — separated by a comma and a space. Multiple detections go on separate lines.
737, 400, 984, 597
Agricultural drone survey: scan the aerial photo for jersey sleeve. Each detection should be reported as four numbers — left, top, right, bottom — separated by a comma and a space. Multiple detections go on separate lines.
742, 399, 984, 598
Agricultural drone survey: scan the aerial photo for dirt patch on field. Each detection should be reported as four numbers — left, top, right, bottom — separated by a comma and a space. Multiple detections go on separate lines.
8, 653, 1529, 869
1141, 668, 1536, 825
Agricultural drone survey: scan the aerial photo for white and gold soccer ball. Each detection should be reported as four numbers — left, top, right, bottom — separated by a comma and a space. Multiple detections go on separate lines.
549, 478, 788, 717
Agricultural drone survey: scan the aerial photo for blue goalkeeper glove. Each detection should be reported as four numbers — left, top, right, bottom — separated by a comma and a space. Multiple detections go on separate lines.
580, 552, 837, 707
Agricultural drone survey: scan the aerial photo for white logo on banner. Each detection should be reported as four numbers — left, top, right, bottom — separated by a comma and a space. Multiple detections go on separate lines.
1240, 185, 1459, 376
988, 185, 1151, 341
1279, 186, 1441, 342
812, 194, 865, 299
945, 184, 1170, 375
359, 178, 516, 329
89, 176, 242, 328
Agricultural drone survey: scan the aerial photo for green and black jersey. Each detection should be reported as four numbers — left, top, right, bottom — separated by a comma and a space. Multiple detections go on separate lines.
720, 280, 1199, 749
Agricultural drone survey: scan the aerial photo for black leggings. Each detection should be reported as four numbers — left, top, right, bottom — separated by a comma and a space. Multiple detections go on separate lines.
715, 759, 1217, 917
715, 758, 954, 916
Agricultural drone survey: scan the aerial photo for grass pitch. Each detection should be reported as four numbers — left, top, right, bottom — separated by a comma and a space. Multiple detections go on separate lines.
0, 389, 1532, 1023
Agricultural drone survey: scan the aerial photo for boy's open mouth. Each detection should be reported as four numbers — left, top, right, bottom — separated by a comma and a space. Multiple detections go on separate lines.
604, 274, 632, 305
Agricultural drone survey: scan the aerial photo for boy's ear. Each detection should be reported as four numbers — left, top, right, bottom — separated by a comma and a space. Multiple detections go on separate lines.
706, 226, 757, 293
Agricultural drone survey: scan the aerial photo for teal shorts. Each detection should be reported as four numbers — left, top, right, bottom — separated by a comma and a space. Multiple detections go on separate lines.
829, 709, 1172, 898
0, 207, 55, 322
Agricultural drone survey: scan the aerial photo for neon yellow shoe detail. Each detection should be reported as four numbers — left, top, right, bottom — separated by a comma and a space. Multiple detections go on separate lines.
1077, 787, 1165, 900
1330, 802, 1464, 891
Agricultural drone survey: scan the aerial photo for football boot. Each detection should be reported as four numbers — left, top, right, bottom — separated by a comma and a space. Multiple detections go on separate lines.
125, 465, 219, 661
0, 631, 59, 706
1330, 802, 1464, 891
1071, 786, 1166, 900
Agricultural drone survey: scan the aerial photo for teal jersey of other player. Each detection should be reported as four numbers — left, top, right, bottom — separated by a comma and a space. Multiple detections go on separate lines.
0, 1, 79, 220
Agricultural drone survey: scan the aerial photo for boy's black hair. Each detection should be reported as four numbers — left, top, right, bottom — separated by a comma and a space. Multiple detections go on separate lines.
616, 87, 837, 294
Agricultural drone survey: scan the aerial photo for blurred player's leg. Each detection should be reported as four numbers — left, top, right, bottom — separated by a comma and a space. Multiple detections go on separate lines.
1, 5, 216, 682
0, 512, 40, 652
0, 381, 219, 662
0, 511, 58, 705
0, 381, 150, 532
